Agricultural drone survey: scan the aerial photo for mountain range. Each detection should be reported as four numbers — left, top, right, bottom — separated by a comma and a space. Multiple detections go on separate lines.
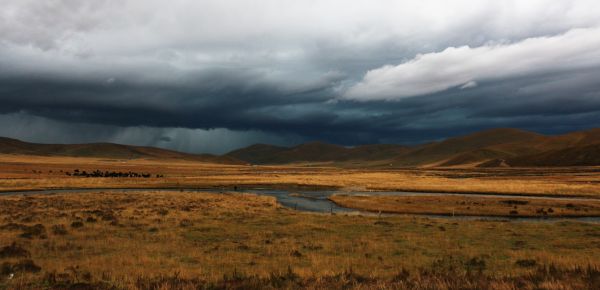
226, 128, 600, 167
0, 137, 241, 164
2, 128, 600, 167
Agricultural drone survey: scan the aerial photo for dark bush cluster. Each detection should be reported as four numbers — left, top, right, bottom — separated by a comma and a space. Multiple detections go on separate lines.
70, 221, 84, 228
65, 169, 163, 178
516, 259, 538, 268
0, 242, 30, 258
1, 259, 41, 274
52, 224, 68, 235
500, 200, 529, 205
536, 208, 555, 216
19, 224, 47, 239
1, 223, 47, 239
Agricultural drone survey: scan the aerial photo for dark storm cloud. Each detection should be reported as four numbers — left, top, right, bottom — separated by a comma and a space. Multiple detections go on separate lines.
0, 69, 343, 130
1, 0, 600, 153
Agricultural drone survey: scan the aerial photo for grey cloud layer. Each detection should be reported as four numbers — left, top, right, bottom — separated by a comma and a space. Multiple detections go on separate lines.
1, 0, 600, 152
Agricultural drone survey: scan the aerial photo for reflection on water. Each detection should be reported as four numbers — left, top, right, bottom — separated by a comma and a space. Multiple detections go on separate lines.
2, 187, 600, 223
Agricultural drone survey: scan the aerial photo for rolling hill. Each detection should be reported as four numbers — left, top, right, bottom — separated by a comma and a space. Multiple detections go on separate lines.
225, 144, 290, 164
3, 127, 600, 167
0, 137, 242, 164
227, 128, 600, 167
384, 128, 546, 167
225, 142, 411, 165
482, 143, 600, 167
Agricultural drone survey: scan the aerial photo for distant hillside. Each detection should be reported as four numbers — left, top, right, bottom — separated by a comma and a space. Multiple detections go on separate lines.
482, 143, 600, 167
225, 142, 411, 165
0, 137, 242, 164
387, 128, 545, 167
476, 129, 600, 167
4, 127, 600, 167
225, 144, 289, 164
227, 128, 600, 167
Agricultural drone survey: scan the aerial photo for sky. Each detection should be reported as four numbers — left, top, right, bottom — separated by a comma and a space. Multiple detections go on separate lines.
2, 0, 600, 154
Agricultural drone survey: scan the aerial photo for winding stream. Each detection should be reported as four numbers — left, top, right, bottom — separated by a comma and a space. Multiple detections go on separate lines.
2, 187, 600, 223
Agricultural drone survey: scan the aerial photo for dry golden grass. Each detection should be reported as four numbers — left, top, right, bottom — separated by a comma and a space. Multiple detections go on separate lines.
330, 194, 600, 217
1, 154, 600, 198
1, 155, 600, 288
0, 190, 599, 289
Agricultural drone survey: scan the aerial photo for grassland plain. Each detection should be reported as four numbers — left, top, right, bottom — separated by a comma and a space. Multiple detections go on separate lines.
1, 155, 600, 288
2, 155, 600, 198
0, 190, 599, 289
329, 194, 600, 217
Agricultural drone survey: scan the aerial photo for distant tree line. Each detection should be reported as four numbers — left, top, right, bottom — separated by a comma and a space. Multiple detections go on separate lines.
66, 169, 163, 178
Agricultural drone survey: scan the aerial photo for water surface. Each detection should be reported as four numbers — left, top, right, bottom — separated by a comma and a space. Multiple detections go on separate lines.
2, 187, 600, 223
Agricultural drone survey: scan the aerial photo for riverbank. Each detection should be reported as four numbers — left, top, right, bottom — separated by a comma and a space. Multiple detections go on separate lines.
2, 154, 600, 198
1, 190, 599, 289
329, 194, 600, 218
4, 187, 600, 222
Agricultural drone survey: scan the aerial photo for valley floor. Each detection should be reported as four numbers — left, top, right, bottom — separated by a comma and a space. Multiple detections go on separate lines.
1, 154, 600, 197
1, 155, 600, 289
0, 190, 599, 289
330, 194, 600, 218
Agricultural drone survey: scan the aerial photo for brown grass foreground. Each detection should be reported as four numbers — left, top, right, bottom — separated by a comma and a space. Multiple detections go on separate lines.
0, 190, 599, 289
330, 194, 600, 217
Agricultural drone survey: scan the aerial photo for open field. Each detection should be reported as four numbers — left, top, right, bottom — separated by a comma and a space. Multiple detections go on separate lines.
4, 0, 600, 287
0, 190, 600, 289
1, 155, 600, 288
330, 194, 600, 217
2, 154, 600, 198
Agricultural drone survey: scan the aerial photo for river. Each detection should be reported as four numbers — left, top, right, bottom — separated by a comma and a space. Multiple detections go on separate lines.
2, 187, 600, 223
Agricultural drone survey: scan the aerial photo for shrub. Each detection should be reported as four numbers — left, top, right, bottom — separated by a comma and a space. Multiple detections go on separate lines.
515, 259, 537, 268
19, 224, 47, 239
12, 259, 42, 273
290, 250, 303, 258
52, 224, 68, 235
71, 221, 84, 228
500, 200, 529, 205
0, 242, 30, 258
465, 257, 486, 273
1, 259, 41, 274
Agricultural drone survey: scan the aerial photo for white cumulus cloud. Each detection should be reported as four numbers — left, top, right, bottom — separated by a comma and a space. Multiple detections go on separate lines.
344, 26, 600, 101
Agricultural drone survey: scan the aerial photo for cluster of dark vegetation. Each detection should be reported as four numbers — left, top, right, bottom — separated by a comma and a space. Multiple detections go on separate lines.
1, 259, 41, 275
0, 242, 30, 259
500, 200, 529, 206
536, 207, 555, 215
0, 243, 42, 280
70, 221, 84, 229
51, 225, 68, 236
65, 169, 164, 178
0, 223, 47, 239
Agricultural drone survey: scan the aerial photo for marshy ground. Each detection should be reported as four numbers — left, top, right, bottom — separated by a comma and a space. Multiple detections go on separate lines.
2, 154, 600, 197
1, 155, 600, 289
330, 194, 600, 217
1, 190, 600, 289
